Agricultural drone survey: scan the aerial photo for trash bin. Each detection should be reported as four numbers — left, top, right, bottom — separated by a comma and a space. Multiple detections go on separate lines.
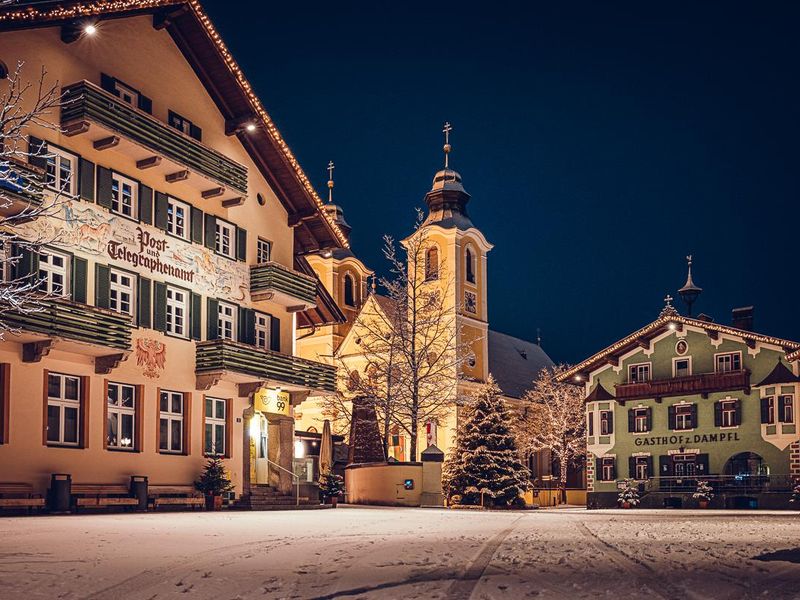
49, 473, 71, 513
130, 475, 148, 512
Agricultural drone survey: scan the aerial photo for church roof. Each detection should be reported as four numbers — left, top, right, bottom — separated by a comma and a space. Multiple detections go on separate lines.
423, 168, 474, 229
488, 330, 554, 399
585, 382, 615, 402
0, 0, 347, 252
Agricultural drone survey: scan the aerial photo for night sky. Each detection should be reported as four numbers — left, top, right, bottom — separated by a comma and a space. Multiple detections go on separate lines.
203, 1, 800, 364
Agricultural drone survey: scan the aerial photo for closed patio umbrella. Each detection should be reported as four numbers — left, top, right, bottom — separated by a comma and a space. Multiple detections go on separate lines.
319, 419, 333, 475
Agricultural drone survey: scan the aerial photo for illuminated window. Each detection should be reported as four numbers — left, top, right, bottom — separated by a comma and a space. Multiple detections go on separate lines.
107, 382, 136, 450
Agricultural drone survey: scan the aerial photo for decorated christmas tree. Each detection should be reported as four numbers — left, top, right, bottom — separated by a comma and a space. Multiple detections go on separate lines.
319, 469, 345, 499
443, 376, 530, 507
617, 479, 640, 507
195, 457, 234, 496
790, 479, 800, 504
692, 481, 714, 502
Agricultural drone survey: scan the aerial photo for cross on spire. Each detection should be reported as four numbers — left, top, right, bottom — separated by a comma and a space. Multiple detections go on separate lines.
327, 160, 335, 203
664, 294, 674, 307
442, 121, 452, 168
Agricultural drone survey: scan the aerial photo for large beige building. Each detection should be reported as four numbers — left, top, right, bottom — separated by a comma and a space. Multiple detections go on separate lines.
0, 0, 347, 507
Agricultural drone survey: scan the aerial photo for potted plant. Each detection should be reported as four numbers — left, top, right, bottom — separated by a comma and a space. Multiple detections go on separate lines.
789, 479, 800, 506
692, 480, 714, 508
195, 457, 233, 511
617, 479, 640, 509
319, 469, 345, 508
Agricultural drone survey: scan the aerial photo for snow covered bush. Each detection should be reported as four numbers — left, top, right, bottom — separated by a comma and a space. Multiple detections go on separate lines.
443, 376, 530, 507
195, 457, 233, 496
319, 469, 345, 499
789, 480, 800, 504
617, 479, 640, 507
692, 481, 714, 503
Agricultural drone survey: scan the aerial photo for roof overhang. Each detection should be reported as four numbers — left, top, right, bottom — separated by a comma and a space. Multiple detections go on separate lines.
0, 0, 348, 253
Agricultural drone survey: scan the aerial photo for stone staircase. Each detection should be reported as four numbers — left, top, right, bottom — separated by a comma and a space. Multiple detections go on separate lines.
232, 484, 325, 511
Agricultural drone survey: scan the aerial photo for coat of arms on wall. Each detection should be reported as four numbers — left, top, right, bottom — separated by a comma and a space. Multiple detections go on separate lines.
136, 338, 166, 379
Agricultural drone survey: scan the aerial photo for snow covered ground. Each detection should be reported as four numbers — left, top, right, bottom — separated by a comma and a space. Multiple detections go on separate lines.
2, 506, 800, 599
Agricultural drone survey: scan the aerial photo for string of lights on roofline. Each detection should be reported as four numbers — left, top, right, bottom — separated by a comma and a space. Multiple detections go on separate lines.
565, 256, 800, 383
0, 0, 349, 248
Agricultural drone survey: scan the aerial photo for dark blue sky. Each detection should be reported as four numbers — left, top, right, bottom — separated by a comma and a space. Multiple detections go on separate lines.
203, 1, 800, 364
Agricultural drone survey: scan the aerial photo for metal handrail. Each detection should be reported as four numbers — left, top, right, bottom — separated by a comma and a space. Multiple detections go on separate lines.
265, 458, 300, 506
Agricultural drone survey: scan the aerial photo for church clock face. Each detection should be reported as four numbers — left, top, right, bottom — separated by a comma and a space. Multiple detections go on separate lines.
464, 291, 477, 314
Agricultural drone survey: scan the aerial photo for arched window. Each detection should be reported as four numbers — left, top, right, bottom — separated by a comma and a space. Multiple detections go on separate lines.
425, 246, 439, 281
343, 273, 355, 307
465, 247, 476, 283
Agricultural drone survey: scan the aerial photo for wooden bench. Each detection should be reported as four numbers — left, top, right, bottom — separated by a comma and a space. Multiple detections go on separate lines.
71, 484, 139, 510
148, 485, 205, 510
0, 483, 45, 512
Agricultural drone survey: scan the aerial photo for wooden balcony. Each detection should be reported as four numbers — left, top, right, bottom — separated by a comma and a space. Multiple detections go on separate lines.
195, 339, 336, 393
60, 81, 248, 198
4, 298, 132, 373
0, 158, 45, 217
615, 370, 751, 402
250, 262, 317, 311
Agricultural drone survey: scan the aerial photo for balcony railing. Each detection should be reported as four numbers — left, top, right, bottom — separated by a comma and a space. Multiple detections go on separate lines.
3, 297, 132, 351
633, 475, 793, 494
250, 262, 317, 309
615, 370, 751, 401
195, 339, 336, 392
0, 158, 45, 211
61, 81, 248, 195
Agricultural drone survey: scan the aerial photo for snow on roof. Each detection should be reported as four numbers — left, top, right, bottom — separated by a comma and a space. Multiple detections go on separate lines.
488, 330, 553, 399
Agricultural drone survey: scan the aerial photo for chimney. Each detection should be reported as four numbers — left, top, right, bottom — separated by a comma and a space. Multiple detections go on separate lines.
697, 313, 714, 323
732, 306, 754, 331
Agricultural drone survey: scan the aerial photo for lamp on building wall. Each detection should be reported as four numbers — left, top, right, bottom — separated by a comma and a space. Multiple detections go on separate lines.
84, 24, 97, 36
294, 439, 305, 459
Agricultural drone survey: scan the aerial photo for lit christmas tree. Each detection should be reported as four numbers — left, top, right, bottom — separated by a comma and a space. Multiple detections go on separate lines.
443, 376, 530, 507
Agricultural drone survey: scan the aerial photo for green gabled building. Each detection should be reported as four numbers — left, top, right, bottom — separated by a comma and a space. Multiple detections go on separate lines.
561, 292, 800, 509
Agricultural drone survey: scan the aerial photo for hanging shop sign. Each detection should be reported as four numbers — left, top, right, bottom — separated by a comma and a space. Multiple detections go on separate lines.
633, 432, 740, 447
254, 388, 291, 417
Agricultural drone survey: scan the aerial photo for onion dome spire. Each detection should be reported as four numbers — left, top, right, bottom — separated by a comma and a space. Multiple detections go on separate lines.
322, 160, 352, 242
678, 255, 702, 316
423, 122, 473, 229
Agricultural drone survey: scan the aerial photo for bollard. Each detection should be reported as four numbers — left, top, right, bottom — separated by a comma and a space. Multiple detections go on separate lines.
130, 475, 148, 512
49, 473, 71, 514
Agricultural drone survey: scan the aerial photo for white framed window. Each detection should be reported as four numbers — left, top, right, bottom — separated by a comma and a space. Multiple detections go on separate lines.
633, 408, 649, 433
114, 80, 139, 107
255, 313, 271, 350
257, 238, 272, 264
44, 145, 77, 196
720, 400, 737, 428
107, 382, 136, 450
167, 197, 190, 240
217, 301, 236, 341
634, 457, 650, 480
166, 286, 188, 338
674, 404, 693, 430
764, 396, 776, 425
600, 410, 613, 435
159, 390, 184, 453
204, 397, 226, 456
46, 372, 81, 446
111, 172, 137, 219
215, 220, 234, 258
109, 268, 136, 319
715, 352, 742, 373
673, 357, 691, 378
780, 395, 795, 423
39, 249, 69, 296
600, 457, 615, 481
628, 363, 651, 383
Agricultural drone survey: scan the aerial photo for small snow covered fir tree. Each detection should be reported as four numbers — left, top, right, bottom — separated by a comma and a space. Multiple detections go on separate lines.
693, 481, 714, 503
443, 376, 530, 507
617, 479, 640, 507
319, 469, 345, 499
789, 480, 800, 504
195, 457, 233, 497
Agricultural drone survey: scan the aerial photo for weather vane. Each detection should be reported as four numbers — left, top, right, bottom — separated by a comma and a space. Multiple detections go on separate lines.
443, 121, 452, 168
327, 160, 335, 203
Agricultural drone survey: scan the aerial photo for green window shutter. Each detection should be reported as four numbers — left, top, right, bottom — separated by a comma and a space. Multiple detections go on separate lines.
714, 401, 722, 427
154, 192, 169, 231
191, 293, 202, 340
96, 166, 113, 209
206, 298, 219, 340
152, 282, 167, 332
627, 409, 634, 433
269, 315, 280, 352
667, 405, 676, 430
760, 398, 770, 424
137, 94, 152, 114
78, 158, 95, 202
645, 407, 652, 430
94, 263, 111, 309
236, 227, 247, 262
606, 411, 613, 434
690, 404, 698, 428
139, 184, 153, 225
609, 460, 616, 481
100, 73, 117, 95
28, 136, 47, 171
594, 458, 602, 480
71, 256, 88, 304
628, 457, 636, 479
138, 276, 151, 328
191, 207, 204, 244
14, 244, 39, 280
646, 456, 654, 478
238, 307, 255, 345
696, 454, 709, 476
734, 400, 741, 426
204, 214, 216, 250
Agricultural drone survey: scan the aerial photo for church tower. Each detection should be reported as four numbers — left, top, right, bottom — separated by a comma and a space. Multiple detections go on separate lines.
411, 123, 494, 385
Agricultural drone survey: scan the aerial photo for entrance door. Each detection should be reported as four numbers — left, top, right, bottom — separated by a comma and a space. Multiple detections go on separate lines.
254, 414, 270, 484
